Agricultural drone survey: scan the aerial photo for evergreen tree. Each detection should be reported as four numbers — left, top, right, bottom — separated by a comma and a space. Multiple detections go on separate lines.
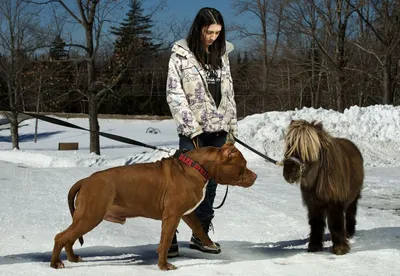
49, 35, 69, 61
111, 0, 160, 68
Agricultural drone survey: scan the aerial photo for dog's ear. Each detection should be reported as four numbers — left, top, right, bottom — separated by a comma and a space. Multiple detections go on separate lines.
221, 144, 238, 159
223, 142, 235, 147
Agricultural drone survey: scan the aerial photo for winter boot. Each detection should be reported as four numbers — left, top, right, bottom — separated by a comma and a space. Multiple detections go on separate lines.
189, 219, 221, 254
167, 232, 179, 258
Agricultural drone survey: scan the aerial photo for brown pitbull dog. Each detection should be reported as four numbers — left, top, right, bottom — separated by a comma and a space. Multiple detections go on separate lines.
50, 142, 257, 270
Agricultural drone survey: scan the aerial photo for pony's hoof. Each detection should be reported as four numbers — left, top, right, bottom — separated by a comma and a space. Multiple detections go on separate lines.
333, 244, 350, 255
158, 262, 177, 270
50, 261, 65, 269
307, 244, 323, 252
346, 230, 355, 238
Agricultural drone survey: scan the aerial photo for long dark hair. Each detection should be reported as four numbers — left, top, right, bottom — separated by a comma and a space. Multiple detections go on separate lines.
187, 7, 226, 70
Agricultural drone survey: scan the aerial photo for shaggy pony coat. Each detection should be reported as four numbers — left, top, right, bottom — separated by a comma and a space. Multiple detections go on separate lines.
283, 120, 364, 255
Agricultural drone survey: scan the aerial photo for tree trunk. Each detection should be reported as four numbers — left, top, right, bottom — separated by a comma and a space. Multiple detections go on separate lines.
287, 62, 292, 109
335, 9, 348, 112
10, 111, 19, 150
260, 0, 268, 94
7, 79, 19, 150
326, 71, 334, 108
299, 81, 303, 108
310, 47, 315, 108
315, 62, 323, 108
383, 55, 393, 104
34, 75, 42, 143
335, 71, 344, 112
150, 71, 154, 114
86, 25, 101, 154
88, 93, 100, 154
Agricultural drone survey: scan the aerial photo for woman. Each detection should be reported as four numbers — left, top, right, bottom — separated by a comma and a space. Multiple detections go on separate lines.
166, 7, 238, 257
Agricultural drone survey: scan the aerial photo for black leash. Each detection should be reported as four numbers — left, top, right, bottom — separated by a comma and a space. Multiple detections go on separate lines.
213, 186, 228, 209
234, 136, 282, 166
1, 105, 281, 211
1, 105, 281, 165
214, 137, 281, 210
0, 107, 166, 152
212, 137, 282, 209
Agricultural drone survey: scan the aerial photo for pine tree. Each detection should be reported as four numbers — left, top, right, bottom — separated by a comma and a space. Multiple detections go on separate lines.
111, 0, 160, 68
49, 35, 69, 61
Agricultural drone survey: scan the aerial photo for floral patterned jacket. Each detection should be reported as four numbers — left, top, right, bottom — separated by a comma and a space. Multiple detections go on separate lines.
166, 39, 238, 140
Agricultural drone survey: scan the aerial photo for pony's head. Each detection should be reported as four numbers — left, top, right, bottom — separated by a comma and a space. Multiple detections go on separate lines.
282, 120, 332, 184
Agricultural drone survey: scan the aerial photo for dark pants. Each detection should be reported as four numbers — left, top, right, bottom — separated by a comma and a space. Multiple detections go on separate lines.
179, 131, 227, 224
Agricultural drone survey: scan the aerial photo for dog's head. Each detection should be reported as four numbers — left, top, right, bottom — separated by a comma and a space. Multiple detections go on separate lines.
197, 143, 257, 188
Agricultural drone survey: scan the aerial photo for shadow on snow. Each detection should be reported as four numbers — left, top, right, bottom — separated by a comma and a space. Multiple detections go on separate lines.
0, 227, 398, 268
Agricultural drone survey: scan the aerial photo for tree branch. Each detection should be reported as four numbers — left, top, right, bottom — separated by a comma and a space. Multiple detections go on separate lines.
76, 0, 88, 26
344, 0, 387, 46
350, 41, 383, 65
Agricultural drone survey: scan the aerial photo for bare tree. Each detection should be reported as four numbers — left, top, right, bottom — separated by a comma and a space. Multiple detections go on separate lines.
346, 0, 400, 104
232, 0, 271, 93
0, 0, 48, 149
231, 0, 293, 113
25, 0, 128, 154
26, 0, 168, 154
285, 0, 354, 111
156, 16, 191, 49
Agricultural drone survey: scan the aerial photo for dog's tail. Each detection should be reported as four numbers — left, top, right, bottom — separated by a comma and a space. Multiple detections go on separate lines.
68, 180, 84, 246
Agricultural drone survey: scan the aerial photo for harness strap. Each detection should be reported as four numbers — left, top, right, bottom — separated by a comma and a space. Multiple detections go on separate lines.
284, 156, 304, 167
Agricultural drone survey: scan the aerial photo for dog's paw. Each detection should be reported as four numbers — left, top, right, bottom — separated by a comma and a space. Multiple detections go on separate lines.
158, 262, 177, 270
50, 261, 65, 269
67, 255, 82, 263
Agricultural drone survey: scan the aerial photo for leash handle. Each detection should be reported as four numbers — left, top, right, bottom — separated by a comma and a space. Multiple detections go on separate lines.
192, 136, 199, 149
155, 146, 175, 155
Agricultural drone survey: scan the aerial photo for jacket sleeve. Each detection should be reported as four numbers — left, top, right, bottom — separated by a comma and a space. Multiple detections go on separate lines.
166, 53, 203, 138
225, 55, 238, 141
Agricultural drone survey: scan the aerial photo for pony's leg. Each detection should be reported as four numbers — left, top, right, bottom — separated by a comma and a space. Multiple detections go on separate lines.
345, 194, 361, 238
307, 206, 326, 252
327, 203, 349, 255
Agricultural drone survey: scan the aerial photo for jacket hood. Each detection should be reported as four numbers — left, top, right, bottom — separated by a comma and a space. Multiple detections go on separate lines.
172, 39, 234, 57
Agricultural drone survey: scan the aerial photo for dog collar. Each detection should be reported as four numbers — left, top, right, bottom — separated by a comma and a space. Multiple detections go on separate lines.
173, 150, 210, 180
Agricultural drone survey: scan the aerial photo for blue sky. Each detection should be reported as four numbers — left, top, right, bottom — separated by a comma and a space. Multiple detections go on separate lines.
142, 0, 255, 49
54, 0, 254, 50
149, 0, 238, 22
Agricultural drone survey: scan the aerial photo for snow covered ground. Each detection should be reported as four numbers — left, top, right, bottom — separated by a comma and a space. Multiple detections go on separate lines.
0, 105, 399, 276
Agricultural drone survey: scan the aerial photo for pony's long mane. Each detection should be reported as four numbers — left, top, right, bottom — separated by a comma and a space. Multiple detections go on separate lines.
284, 120, 333, 162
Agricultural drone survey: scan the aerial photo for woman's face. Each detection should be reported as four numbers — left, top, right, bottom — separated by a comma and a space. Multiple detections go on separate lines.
202, 24, 222, 48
